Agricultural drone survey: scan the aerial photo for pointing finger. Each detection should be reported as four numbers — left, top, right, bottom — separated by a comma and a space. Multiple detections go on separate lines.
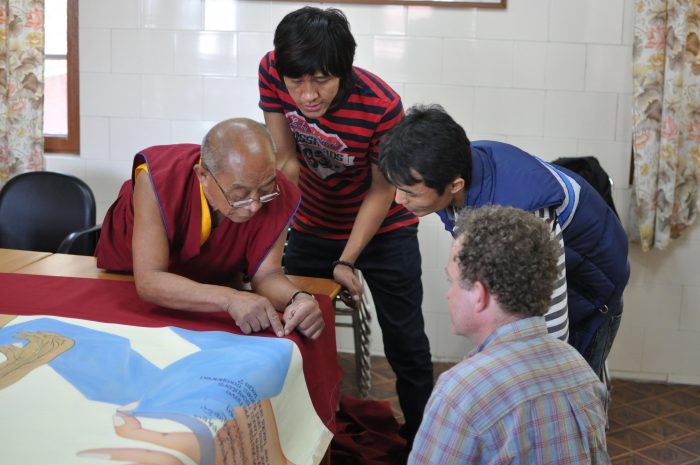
266, 306, 284, 337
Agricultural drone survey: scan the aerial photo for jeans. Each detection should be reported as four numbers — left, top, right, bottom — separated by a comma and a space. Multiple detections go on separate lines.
584, 299, 623, 381
284, 226, 434, 443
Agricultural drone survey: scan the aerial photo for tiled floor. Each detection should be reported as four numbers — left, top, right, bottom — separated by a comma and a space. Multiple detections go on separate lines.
338, 353, 700, 464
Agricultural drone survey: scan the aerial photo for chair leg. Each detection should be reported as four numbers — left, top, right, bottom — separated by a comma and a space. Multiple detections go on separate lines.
603, 358, 611, 431
335, 273, 373, 398
352, 296, 372, 399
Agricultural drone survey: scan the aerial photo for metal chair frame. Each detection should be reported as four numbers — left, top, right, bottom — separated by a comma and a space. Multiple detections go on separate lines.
334, 278, 372, 398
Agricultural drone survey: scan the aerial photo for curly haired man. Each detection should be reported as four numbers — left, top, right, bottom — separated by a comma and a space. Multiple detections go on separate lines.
409, 206, 609, 464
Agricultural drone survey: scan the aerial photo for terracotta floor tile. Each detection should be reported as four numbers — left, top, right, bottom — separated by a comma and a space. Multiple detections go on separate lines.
611, 452, 663, 464
634, 418, 693, 441
368, 356, 397, 381
608, 438, 631, 457
663, 390, 700, 409
684, 385, 700, 399
608, 404, 657, 427
667, 411, 700, 431
607, 427, 658, 450
609, 417, 627, 433
628, 396, 686, 417
433, 361, 454, 377
612, 382, 653, 404
637, 443, 697, 465
634, 383, 684, 397
672, 433, 700, 456
369, 381, 400, 400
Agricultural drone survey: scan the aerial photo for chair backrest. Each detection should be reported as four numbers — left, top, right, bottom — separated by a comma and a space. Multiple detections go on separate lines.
0, 171, 97, 255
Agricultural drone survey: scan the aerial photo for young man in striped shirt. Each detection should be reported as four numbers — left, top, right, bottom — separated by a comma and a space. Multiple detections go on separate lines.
258, 7, 433, 444
409, 205, 609, 464
379, 105, 630, 381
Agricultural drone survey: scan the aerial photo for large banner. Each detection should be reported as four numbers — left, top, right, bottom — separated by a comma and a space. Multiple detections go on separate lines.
0, 314, 332, 465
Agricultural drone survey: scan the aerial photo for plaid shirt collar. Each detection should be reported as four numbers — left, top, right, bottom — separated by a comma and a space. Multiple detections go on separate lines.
468, 316, 548, 358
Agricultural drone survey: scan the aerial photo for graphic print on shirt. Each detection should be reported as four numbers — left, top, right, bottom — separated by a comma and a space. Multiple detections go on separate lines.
285, 111, 352, 179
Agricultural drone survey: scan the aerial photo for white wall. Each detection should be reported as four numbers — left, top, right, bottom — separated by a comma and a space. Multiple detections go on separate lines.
46, 0, 700, 383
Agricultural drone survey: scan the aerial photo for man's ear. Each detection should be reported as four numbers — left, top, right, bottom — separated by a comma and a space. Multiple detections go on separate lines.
471, 280, 490, 314
193, 164, 206, 180
450, 177, 465, 194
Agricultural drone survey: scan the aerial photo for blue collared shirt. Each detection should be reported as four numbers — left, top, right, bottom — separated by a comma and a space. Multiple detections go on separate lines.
409, 317, 609, 465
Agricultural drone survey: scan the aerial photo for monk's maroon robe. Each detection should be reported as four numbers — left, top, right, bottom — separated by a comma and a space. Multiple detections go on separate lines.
96, 144, 299, 283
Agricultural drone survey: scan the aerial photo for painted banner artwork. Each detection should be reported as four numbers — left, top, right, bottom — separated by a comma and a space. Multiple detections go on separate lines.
0, 314, 332, 465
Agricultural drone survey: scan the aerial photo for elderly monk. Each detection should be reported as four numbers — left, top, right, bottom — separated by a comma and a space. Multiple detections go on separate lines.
95, 118, 324, 339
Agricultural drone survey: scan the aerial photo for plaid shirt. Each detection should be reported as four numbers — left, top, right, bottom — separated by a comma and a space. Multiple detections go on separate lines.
409, 317, 609, 465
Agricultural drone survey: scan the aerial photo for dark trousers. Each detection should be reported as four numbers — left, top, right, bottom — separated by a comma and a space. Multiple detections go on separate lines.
284, 226, 434, 442
584, 299, 624, 381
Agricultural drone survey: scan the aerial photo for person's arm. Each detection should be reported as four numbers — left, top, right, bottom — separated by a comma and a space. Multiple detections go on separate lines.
250, 229, 325, 340
131, 172, 284, 336
264, 111, 300, 185
333, 162, 396, 302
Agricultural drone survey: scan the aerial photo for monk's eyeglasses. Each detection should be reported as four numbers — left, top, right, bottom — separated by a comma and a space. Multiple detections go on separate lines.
204, 166, 280, 209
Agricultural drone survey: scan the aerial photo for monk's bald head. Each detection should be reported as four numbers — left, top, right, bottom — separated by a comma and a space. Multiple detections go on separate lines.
201, 118, 275, 173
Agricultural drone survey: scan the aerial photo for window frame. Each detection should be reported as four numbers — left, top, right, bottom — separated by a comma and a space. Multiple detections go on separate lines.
44, 0, 79, 154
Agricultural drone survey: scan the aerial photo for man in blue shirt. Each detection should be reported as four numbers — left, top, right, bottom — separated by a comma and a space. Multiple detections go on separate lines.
408, 205, 609, 464
379, 104, 629, 379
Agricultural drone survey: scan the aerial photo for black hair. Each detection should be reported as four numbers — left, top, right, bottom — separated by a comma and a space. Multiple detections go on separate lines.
273, 7, 356, 102
379, 104, 472, 194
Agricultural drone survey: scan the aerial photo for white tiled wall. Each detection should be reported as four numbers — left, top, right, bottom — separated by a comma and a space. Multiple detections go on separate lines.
46, 0, 700, 383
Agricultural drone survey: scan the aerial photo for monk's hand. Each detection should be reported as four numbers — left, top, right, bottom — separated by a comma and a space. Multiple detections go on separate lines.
333, 265, 363, 306
282, 293, 325, 339
227, 292, 284, 337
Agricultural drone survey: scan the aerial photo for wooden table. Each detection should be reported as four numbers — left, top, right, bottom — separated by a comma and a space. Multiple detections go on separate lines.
0, 248, 51, 272
11, 252, 342, 299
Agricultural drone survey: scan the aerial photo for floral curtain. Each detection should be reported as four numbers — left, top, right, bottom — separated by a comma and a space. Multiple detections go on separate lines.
632, 0, 700, 251
0, 0, 44, 188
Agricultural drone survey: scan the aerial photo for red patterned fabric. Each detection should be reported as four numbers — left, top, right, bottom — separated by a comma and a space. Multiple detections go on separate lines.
332, 395, 407, 464
0, 272, 341, 431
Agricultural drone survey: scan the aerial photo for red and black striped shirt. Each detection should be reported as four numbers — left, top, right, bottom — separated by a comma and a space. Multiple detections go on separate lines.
258, 51, 418, 239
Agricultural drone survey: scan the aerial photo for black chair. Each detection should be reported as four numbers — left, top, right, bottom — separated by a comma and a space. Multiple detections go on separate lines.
0, 171, 101, 255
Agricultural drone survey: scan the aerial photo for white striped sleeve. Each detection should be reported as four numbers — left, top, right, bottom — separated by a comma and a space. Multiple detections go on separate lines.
533, 207, 569, 341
